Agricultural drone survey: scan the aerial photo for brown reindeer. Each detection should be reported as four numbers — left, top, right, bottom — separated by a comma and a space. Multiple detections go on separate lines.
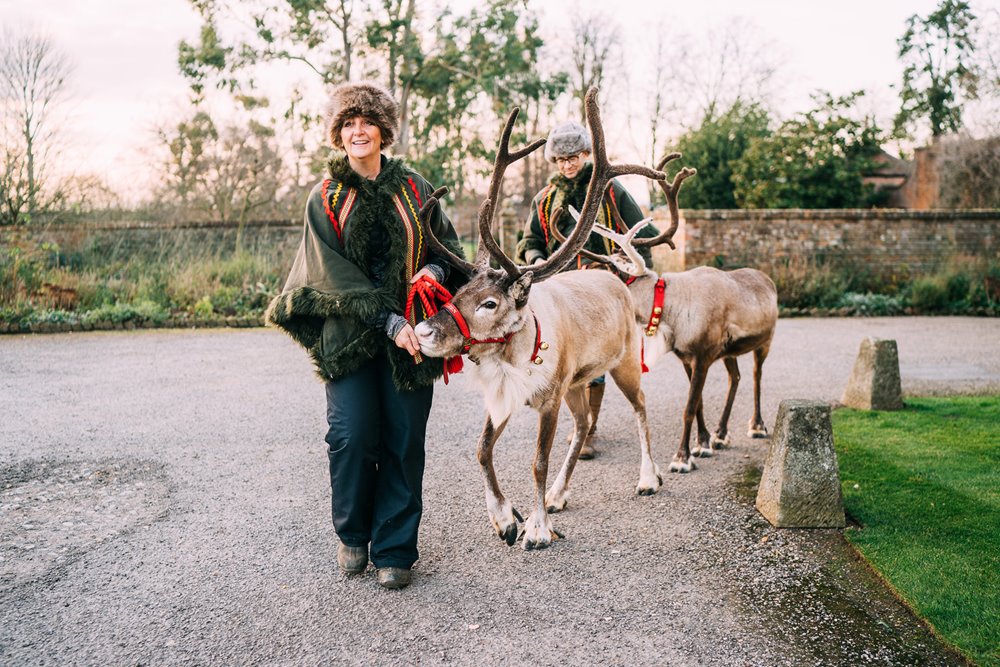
562, 153, 778, 473
414, 89, 666, 550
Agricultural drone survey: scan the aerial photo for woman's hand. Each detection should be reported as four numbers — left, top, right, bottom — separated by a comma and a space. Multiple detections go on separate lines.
394, 322, 421, 357
410, 266, 436, 284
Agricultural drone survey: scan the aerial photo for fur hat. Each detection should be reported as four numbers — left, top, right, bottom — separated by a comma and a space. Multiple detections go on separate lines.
544, 121, 592, 163
325, 81, 399, 150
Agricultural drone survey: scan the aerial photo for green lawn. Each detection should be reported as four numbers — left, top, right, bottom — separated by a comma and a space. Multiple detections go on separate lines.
833, 396, 1000, 667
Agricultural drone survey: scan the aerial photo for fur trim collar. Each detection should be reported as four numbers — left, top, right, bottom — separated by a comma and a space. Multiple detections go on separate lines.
326, 153, 408, 191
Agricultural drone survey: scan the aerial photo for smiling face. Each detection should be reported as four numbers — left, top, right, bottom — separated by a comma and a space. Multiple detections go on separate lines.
339, 115, 382, 161
413, 270, 532, 358
555, 150, 590, 180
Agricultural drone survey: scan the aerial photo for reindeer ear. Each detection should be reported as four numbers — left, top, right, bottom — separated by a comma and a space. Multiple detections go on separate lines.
509, 271, 533, 308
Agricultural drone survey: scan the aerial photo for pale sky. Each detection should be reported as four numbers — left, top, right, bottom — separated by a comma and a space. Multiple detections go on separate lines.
3, 0, 985, 199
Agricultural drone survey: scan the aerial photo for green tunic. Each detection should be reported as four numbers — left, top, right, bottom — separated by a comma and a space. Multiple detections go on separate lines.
516, 162, 657, 269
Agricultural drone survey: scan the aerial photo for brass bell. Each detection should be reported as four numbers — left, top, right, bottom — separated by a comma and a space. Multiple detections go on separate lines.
539, 341, 549, 350
533, 357, 544, 365
653, 306, 662, 314
646, 328, 656, 336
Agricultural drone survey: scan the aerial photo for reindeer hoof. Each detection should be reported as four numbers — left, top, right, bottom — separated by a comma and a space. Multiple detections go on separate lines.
668, 457, 696, 473
636, 485, 658, 496
692, 445, 714, 458
711, 433, 731, 449
523, 535, 552, 551
545, 498, 568, 514
499, 522, 518, 546
748, 425, 769, 439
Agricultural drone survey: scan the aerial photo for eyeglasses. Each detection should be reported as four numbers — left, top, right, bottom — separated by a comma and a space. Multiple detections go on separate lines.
554, 154, 583, 166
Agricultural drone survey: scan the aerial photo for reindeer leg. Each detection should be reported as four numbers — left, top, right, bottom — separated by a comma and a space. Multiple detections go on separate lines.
477, 415, 518, 546
523, 399, 562, 550
682, 361, 713, 458
610, 357, 661, 496
671, 357, 708, 473
545, 386, 589, 513
748, 343, 771, 438
712, 356, 740, 450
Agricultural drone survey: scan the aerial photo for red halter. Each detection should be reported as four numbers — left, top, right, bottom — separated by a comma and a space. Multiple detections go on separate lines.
406, 276, 548, 380
442, 302, 515, 353
440, 303, 547, 365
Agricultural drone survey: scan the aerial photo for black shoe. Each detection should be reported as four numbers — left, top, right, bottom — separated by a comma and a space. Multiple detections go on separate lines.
376, 567, 411, 590
337, 544, 368, 575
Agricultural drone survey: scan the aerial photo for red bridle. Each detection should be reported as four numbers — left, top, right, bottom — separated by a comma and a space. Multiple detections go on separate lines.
442, 302, 515, 353
441, 302, 547, 365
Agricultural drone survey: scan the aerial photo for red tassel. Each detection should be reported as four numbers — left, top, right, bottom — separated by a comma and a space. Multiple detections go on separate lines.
641, 339, 649, 374
443, 355, 464, 384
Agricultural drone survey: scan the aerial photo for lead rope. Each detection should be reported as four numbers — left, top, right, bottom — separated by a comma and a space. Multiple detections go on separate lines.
404, 275, 464, 384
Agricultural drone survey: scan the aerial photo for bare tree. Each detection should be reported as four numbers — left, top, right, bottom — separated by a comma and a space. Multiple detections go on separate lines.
667, 17, 781, 125
0, 28, 72, 225
155, 111, 284, 236
569, 13, 622, 121
938, 134, 1000, 207
645, 26, 679, 205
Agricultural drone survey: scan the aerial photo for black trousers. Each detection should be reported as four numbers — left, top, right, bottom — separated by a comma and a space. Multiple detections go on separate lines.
324, 352, 433, 569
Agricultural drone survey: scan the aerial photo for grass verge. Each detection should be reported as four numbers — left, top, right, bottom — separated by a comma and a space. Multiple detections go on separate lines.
833, 396, 1000, 667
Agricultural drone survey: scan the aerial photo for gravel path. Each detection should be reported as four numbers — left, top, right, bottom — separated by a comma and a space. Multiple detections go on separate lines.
1, 317, 996, 666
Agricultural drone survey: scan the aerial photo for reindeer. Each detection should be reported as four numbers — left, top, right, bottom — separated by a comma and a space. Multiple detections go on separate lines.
560, 153, 778, 473
413, 89, 666, 550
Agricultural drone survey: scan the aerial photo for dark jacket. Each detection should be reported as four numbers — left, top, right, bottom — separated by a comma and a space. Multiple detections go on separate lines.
517, 162, 657, 269
266, 155, 465, 391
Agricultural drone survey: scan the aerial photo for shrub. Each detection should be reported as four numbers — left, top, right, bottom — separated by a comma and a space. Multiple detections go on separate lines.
909, 276, 950, 312
945, 272, 970, 305
193, 296, 214, 318
81, 299, 168, 325
838, 292, 906, 316
770, 259, 847, 309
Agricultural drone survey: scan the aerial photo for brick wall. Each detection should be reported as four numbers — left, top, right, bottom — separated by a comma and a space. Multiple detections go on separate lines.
5, 209, 997, 278
0, 220, 302, 262
662, 209, 1000, 274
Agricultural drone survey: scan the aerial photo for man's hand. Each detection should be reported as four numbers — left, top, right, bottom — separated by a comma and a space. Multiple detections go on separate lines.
394, 322, 421, 357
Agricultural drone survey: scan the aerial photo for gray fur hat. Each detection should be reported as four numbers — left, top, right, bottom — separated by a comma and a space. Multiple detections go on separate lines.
543, 121, 592, 162
325, 81, 399, 149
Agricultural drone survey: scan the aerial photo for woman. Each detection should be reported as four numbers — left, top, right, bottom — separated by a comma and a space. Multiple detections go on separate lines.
266, 81, 464, 590
516, 120, 658, 460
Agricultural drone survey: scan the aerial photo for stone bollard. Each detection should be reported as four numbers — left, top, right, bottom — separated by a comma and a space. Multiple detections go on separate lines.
841, 337, 903, 410
756, 399, 845, 528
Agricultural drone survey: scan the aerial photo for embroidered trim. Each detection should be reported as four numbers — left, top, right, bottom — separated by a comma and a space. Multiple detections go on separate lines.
539, 185, 555, 245
338, 187, 357, 238
400, 185, 424, 267
407, 177, 423, 208
322, 180, 345, 243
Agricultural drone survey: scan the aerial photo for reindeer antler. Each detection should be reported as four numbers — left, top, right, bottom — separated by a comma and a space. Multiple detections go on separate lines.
632, 152, 697, 250
475, 108, 547, 275
526, 88, 666, 282
417, 187, 476, 277
548, 207, 621, 269
565, 205, 651, 277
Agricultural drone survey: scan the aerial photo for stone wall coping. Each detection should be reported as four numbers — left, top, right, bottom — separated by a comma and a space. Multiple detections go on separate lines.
676, 208, 1000, 222
0, 219, 299, 234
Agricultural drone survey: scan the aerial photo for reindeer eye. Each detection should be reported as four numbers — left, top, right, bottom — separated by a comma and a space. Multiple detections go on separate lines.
480, 299, 498, 310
